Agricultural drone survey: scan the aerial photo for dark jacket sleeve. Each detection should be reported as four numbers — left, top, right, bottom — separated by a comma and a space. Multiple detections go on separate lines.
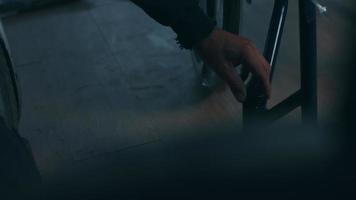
131, 0, 215, 49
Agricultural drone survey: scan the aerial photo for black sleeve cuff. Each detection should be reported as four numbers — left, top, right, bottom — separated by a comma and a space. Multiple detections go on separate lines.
131, 0, 215, 49
171, 5, 216, 49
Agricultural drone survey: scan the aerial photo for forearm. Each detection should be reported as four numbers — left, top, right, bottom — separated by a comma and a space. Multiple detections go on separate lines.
131, 0, 215, 49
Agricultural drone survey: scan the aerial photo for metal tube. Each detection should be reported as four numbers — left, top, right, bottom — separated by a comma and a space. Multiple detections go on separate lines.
299, 0, 318, 126
264, 0, 289, 80
223, 0, 242, 34
265, 90, 302, 122
243, 0, 288, 127
206, 0, 217, 18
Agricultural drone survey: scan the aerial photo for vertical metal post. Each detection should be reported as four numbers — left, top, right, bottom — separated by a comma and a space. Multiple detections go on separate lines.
0, 26, 21, 131
223, 0, 242, 34
206, 0, 217, 18
264, 0, 289, 79
299, 0, 318, 126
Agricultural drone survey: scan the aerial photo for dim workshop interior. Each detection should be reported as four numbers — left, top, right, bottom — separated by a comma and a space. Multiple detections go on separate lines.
0, 0, 355, 199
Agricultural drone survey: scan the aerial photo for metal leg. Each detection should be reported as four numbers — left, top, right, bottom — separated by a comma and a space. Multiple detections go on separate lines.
0, 22, 21, 131
223, 0, 242, 34
299, 0, 318, 126
242, 0, 318, 129
206, 0, 217, 18
243, 0, 288, 128
264, 0, 289, 79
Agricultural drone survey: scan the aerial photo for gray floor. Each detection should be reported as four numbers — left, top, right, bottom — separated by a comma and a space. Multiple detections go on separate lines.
1, 0, 354, 192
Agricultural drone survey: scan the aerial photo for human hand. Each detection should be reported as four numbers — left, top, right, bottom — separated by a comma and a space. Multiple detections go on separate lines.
196, 28, 271, 102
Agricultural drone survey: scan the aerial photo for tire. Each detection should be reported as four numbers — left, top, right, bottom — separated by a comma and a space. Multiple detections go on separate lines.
0, 20, 20, 131
192, 0, 242, 87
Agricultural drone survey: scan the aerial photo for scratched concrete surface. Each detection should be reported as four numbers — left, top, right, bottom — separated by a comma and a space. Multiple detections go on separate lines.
1, 0, 354, 196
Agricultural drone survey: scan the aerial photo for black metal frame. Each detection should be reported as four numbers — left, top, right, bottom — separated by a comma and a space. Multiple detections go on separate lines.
243, 0, 318, 128
0, 26, 21, 130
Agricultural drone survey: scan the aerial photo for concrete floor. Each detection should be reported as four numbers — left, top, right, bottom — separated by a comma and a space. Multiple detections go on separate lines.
1, 0, 354, 198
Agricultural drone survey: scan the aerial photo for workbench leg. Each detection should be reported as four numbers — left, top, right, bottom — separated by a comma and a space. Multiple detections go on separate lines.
299, 0, 318, 126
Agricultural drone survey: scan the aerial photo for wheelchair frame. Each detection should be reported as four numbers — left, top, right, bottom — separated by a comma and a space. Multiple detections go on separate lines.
201, 0, 318, 128
243, 0, 318, 128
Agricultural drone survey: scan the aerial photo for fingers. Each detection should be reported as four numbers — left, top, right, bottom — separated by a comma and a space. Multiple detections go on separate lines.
241, 43, 272, 99
228, 72, 247, 102
213, 60, 246, 102
224, 35, 271, 98
195, 29, 270, 102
